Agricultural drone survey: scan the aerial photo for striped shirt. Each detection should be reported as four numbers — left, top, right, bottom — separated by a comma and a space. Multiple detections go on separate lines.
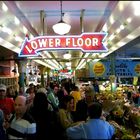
7, 113, 36, 139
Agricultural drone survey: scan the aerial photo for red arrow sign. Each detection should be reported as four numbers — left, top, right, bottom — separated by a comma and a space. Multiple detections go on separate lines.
19, 32, 108, 57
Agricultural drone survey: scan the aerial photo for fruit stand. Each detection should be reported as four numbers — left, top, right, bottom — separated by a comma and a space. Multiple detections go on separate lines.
95, 91, 140, 139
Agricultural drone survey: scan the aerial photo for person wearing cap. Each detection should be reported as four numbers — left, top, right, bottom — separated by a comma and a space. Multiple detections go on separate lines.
0, 84, 15, 121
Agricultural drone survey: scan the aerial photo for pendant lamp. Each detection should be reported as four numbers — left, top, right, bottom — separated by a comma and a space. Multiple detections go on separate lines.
52, 1, 71, 35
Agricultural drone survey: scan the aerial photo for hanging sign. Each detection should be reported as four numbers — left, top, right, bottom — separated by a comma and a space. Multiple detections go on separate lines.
19, 32, 108, 57
93, 61, 105, 76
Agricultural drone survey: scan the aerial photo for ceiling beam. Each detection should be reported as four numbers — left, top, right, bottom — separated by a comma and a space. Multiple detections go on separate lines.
76, 9, 86, 68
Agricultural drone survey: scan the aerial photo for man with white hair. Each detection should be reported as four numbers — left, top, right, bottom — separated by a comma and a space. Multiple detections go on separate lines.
37, 87, 47, 94
5, 95, 36, 140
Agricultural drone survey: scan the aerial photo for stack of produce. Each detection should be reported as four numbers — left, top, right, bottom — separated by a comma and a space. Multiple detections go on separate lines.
130, 107, 140, 128
109, 120, 136, 139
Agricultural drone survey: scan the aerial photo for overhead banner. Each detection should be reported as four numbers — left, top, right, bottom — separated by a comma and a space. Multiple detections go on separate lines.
19, 32, 108, 57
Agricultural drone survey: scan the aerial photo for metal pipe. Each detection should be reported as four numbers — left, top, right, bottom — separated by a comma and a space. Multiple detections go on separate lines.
40, 10, 45, 35
80, 9, 85, 33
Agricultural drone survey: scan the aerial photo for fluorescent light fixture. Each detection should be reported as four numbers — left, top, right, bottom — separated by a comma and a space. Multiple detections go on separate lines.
102, 24, 108, 32
110, 16, 115, 24
76, 53, 90, 69
76, 59, 85, 69
100, 53, 107, 57
65, 62, 71, 66
30, 34, 34, 39
15, 36, 23, 42
117, 41, 126, 47
44, 51, 62, 69
87, 59, 91, 62
0, 37, 20, 53
109, 34, 115, 41
111, 46, 117, 51
1, 26, 12, 35
78, 61, 86, 69
127, 35, 135, 39
84, 53, 90, 58
23, 26, 28, 34
134, 9, 140, 16
133, 2, 140, 16
120, 25, 125, 30
126, 17, 132, 23
15, 17, 20, 25
46, 60, 60, 69
67, 66, 71, 70
63, 53, 71, 59
103, 41, 108, 46
2, 3, 8, 12
34, 60, 55, 70
116, 28, 121, 33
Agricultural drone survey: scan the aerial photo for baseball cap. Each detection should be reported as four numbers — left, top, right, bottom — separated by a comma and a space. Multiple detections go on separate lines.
0, 84, 6, 91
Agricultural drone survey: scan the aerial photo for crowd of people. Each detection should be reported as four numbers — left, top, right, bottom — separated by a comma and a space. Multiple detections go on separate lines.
0, 79, 116, 140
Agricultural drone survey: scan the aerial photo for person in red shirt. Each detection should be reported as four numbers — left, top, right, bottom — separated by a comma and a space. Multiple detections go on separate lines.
0, 84, 15, 121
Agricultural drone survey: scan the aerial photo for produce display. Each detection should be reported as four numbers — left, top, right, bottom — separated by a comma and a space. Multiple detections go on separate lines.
79, 83, 140, 139
95, 90, 140, 139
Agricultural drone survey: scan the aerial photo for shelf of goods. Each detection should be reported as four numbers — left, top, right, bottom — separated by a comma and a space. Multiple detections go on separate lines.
0, 77, 18, 89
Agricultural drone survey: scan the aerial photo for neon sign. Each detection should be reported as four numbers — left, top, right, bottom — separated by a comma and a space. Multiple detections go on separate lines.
19, 32, 108, 57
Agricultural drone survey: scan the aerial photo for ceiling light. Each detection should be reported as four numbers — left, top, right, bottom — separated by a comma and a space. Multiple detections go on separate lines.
67, 66, 71, 70
1, 26, 12, 35
34, 60, 55, 69
23, 26, 28, 34
120, 25, 125, 30
117, 41, 126, 47
133, 2, 140, 16
2, 3, 8, 12
126, 17, 132, 23
52, 1, 71, 35
30, 34, 34, 39
65, 62, 71, 66
53, 21, 71, 35
63, 52, 71, 59
15, 17, 20, 25
102, 24, 108, 32
134, 9, 140, 16
116, 28, 121, 33
109, 33, 115, 41
78, 61, 86, 69
84, 53, 90, 58
87, 59, 91, 62
110, 16, 115, 24
14, 35, 23, 42
127, 35, 135, 39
